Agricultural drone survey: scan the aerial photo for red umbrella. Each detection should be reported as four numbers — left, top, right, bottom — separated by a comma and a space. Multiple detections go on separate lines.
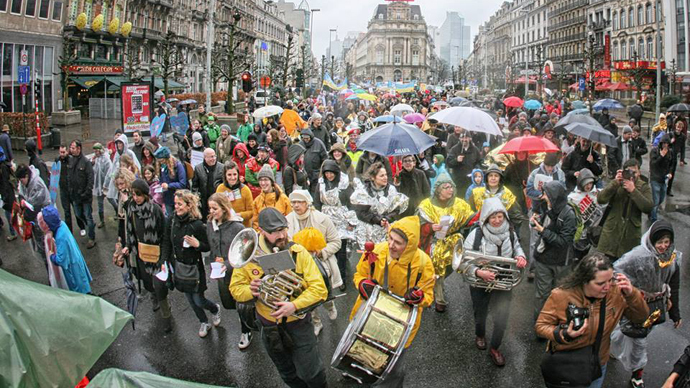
498, 135, 560, 155
503, 96, 524, 108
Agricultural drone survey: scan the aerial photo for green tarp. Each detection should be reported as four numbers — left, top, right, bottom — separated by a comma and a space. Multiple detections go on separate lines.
0, 270, 132, 388
88, 369, 235, 388
71, 76, 106, 90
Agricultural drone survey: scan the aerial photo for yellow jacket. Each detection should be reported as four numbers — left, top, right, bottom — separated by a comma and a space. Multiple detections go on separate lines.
350, 216, 435, 348
229, 236, 328, 324
470, 186, 516, 214
216, 184, 254, 228
251, 190, 292, 230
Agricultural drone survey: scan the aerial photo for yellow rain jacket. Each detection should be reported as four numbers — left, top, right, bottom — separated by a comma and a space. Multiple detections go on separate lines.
350, 216, 435, 348
417, 197, 474, 276
470, 186, 516, 214
229, 235, 328, 324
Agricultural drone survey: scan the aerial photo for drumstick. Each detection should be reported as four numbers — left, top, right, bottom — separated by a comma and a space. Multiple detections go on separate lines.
415, 274, 439, 291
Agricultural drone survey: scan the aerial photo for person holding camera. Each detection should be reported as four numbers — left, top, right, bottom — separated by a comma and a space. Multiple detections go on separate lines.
536, 253, 649, 388
650, 134, 675, 222
610, 220, 682, 388
662, 345, 690, 388
596, 159, 653, 262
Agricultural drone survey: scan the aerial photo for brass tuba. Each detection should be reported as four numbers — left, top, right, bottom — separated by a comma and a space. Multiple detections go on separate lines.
452, 239, 523, 292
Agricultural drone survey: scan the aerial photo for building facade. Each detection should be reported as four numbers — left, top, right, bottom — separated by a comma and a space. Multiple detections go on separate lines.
439, 12, 471, 67
663, 0, 690, 93
547, 0, 588, 73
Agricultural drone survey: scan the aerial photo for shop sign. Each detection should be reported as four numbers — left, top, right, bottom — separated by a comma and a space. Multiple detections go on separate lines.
63, 65, 124, 74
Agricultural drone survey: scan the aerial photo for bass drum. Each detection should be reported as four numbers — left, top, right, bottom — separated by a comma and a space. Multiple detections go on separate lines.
331, 286, 418, 385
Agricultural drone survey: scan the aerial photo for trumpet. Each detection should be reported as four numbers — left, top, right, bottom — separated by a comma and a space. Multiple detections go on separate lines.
452, 239, 523, 292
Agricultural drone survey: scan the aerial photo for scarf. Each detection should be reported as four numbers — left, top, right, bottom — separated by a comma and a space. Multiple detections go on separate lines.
482, 219, 511, 250
127, 200, 161, 245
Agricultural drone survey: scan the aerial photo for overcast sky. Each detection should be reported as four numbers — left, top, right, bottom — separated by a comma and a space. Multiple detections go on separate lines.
307, 0, 506, 57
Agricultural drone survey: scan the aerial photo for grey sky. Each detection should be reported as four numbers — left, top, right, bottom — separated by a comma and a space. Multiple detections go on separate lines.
307, 0, 506, 58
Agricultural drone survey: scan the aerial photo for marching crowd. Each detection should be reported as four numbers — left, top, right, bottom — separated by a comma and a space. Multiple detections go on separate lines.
0, 90, 689, 388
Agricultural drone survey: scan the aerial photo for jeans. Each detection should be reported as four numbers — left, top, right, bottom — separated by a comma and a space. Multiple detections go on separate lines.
335, 239, 348, 284
96, 195, 105, 223
4, 209, 15, 236
184, 291, 219, 323
107, 197, 118, 213
60, 189, 84, 232
587, 364, 607, 388
650, 180, 666, 222
72, 200, 95, 240
470, 286, 513, 349
260, 316, 327, 388
534, 261, 570, 320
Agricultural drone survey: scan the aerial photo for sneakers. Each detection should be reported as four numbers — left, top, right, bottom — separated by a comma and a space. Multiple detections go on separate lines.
631, 370, 644, 388
97, 222, 105, 229
238, 332, 253, 350
327, 306, 338, 321
86, 240, 96, 249
80, 229, 87, 237
6, 234, 17, 241
212, 304, 222, 327
199, 323, 212, 338
314, 320, 323, 336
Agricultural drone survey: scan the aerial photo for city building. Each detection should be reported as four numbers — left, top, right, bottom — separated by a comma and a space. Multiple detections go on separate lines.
344, 0, 438, 84
663, 0, 690, 93
485, 2, 512, 89
439, 12, 470, 68
509, 0, 549, 92
547, 0, 588, 75
427, 25, 441, 58
1, 0, 66, 114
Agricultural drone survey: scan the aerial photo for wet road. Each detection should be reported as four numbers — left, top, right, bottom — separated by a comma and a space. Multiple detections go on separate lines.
3, 121, 690, 387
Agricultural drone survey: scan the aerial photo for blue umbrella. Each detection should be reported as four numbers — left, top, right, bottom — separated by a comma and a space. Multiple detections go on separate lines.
524, 100, 542, 110
356, 121, 436, 156
593, 99, 625, 111
567, 108, 591, 116
372, 115, 403, 123
571, 101, 586, 109
178, 99, 197, 105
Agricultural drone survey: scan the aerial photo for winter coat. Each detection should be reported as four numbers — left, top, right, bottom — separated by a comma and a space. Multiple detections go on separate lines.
161, 213, 210, 293
631, 137, 648, 164
69, 153, 94, 203
328, 143, 355, 182
147, 178, 165, 210
649, 142, 675, 183
283, 164, 309, 198
237, 123, 253, 143
216, 183, 254, 228
207, 219, 244, 263
299, 128, 328, 182
525, 163, 566, 211
533, 181, 578, 266
232, 142, 250, 180
105, 134, 142, 200
251, 189, 292, 230
596, 176, 653, 258
286, 208, 343, 288
446, 143, 481, 192
18, 165, 51, 220
271, 140, 289, 171
0, 153, 15, 211
25, 140, 49, 188
0, 131, 13, 161
672, 130, 687, 163
92, 154, 112, 196
397, 167, 430, 217
205, 123, 221, 149
124, 200, 166, 292
310, 124, 332, 150
191, 161, 223, 214
350, 179, 408, 249
244, 157, 279, 197
610, 136, 635, 172
464, 168, 485, 201
159, 159, 187, 207
355, 152, 393, 181
215, 135, 235, 164
132, 140, 145, 164
561, 144, 604, 191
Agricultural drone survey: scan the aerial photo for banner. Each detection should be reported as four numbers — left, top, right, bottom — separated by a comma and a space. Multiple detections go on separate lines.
322, 73, 339, 90
49, 161, 60, 205
121, 82, 152, 134
604, 35, 611, 69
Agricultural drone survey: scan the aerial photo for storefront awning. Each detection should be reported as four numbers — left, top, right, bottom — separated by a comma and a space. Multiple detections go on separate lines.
71, 76, 106, 89
141, 77, 186, 91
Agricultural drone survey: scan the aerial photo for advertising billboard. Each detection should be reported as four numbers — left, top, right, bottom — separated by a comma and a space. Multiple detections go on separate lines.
121, 82, 151, 134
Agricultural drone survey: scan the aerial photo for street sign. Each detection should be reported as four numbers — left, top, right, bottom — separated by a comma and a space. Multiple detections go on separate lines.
18, 65, 30, 84
578, 78, 586, 91
260, 76, 271, 88
20, 84, 28, 95
20, 50, 28, 66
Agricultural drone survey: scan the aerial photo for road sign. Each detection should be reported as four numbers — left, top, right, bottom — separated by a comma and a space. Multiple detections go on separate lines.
20, 50, 28, 66
18, 65, 30, 84
578, 78, 586, 91
260, 76, 271, 88
20, 84, 28, 95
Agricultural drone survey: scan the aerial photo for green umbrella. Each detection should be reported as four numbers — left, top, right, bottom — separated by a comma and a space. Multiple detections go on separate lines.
0, 270, 132, 388
88, 369, 235, 388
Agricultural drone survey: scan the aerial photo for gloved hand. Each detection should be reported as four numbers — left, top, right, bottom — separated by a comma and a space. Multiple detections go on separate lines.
404, 287, 424, 306
358, 279, 378, 300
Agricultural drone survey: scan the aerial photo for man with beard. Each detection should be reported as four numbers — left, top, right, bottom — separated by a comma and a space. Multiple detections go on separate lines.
69, 140, 96, 248
230, 208, 328, 388
131, 130, 145, 163
447, 132, 481, 195
192, 148, 223, 219
55, 146, 83, 233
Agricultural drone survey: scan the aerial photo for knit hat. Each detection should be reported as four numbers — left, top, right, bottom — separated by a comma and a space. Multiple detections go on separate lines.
623, 126, 633, 134
220, 124, 231, 133
192, 132, 203, 143
544, 152, 559, 167
258, 207, 288, 233
93, 142, 104, 150
289, 189, 313, 204
287, 143, 306, 164
649, 219, 674, 245
131, 178, 150, 195
154, 146, 171, 159
257, 164, 275, 182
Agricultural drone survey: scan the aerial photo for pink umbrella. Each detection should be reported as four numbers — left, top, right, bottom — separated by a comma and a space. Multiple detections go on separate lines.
404, 113, 426, 124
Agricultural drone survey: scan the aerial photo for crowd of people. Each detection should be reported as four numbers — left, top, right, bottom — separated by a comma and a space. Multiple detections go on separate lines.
0, 89, 688, 388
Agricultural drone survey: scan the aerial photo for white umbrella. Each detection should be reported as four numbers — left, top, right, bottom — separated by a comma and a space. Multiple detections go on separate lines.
253, 105, 284, 119
390, 103, 414, 116
430, 107, 502, 137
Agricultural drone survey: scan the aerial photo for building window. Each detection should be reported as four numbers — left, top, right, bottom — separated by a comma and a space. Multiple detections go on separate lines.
25, 0, 35, 16
0, 0, 7, 12
10, 0, 21, 14
620, 10, 625, 29
376, 48, 384, 64
647, 36, 654, 58
628, 7, 634, 27
394, 49, 401, 65
412, 50, 419, 65
37, 0, 47, 18
393, 69, 402, 82
613, 12, 617, 29
646, 3, 652, 24
637, 6, 643, 25
639, 38, 645, 59
621, 40, 627, 59
629, 38, 635, 58
613, 41, 618, 60
378, 13, 383, 19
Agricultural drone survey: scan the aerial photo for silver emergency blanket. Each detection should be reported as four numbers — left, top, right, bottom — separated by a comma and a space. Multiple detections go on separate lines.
319, 174, 359, 240
350, 178, 409, 249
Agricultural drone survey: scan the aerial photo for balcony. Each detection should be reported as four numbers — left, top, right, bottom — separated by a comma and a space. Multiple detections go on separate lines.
550, 0, 588, 18
548, 15, 587, 32
553, 54, 584, 62
547, 32, 586, 46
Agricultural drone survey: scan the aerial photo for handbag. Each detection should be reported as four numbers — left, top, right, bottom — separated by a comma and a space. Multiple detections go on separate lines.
174, 261, 200, 293
541, 297, 606, 388
620, 295, 666, 338
138, 242, 161, 264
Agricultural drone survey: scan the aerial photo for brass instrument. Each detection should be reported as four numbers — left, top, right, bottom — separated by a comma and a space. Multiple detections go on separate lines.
452, 240, 523, 292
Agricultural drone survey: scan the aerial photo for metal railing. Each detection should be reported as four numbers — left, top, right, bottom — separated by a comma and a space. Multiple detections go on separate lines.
548, 15, 587, 32
550, 0, 589, 18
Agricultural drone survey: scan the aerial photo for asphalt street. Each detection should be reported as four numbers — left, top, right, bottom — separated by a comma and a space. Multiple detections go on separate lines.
2, 119, 690, 388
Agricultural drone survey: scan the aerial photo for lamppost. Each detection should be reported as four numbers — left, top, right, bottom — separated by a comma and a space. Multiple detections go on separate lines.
654, 0, 662, 121
585, 32, 597, 114
309, 8, 320, 54
668, 58, 678, 95
536, 46, 543, 97
225, 10, 242, 114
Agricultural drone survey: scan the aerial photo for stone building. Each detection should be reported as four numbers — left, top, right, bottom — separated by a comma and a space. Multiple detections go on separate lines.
547, 0, 588, 72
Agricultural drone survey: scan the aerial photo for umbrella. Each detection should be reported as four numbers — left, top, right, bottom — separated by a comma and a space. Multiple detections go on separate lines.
544, 88, 554, 96
430, 107, 502, 137
253, 105, 284, 119
123, 270, 138, 330
565, 123, 617, 147
167, 97, 179, 103
454, 99, 477, 107
668, 103, 690, 113
567, 108, 591, 116
358, 93, 378, 101
499, 136, 560, 155
524, 100, 542, 110
503, 96, 524, 108
178, 99, 197, 105
0, 269, 132, 388
372, 115, 403, 123
154, 90, 165, 97
479, 108, 498, 119
338, 88, 354, 95
390, 103, 415, 115
449, 97, 467, 106
555, 113, 600, 131
571, 101, 586, 109
607, 82, 629, 91
356, 121, 436, 156
404, 113, 426, 124
431, 100, 449, 107
593, 98, 625, 111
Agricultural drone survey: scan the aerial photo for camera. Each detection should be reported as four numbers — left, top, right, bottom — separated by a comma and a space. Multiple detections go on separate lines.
622, 169, 635, 180
566, 304, 590, 331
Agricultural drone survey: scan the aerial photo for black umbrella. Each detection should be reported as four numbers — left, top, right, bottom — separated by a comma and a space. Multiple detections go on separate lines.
627, 104, 644, 118
668, 103, 690, 113
449, 96, 467, 106
565, 122, 617, 148
122, 270, 138, 330
554, 114, 600, 137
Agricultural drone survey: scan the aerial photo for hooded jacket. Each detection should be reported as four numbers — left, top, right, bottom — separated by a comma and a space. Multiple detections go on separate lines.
350, 216, 436, 348
310, 122, 331, 150
650, 135, 675, 183
105, 134, 142, 199
328, 142, 355, 182
19, 165, 51, 220
43, 206, 93, 294
25, 139, 50, 188
534, 181, 577, 265
232, 142, 250, 179
299, 128, 328, 182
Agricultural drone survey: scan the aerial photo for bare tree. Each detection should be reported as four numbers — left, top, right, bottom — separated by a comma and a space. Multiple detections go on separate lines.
57, 35, 78, 111
158, 31, 186, 97
124, 41, 143, 81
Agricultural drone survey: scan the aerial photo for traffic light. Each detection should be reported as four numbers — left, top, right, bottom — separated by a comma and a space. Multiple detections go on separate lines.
241, 72, 252, 93
34, 81, 41, 99
296, 69, 304, 88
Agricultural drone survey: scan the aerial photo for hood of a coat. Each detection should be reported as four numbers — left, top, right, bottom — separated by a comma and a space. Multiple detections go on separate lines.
233, 142, 249, 159
301, 128, 315, 147
659, 133, 671, 145
389, 216, 421, 265
642, 219, 674, 253
115, 134, 129, 155
41, 205, 62, 233
24, 139, 37, 156
321, 159, 340, 174
543, 180, 568, 214
479, 197, 509, 225
576, 168, 596, 191
287, 143, 306, 165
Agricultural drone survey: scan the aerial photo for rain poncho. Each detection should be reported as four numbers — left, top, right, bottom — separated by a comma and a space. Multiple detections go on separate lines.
350, 178, 408, 249
567, 168, 604, 252
92, 152, 112, 196
19, 165, 51, 213
104, 134, 141, 200
318, 171, 358, 240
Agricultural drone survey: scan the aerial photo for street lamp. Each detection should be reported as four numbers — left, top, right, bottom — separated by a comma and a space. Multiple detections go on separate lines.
310, 8, 320, 54
668, 58, 678, 95
585, 31, 597, 114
